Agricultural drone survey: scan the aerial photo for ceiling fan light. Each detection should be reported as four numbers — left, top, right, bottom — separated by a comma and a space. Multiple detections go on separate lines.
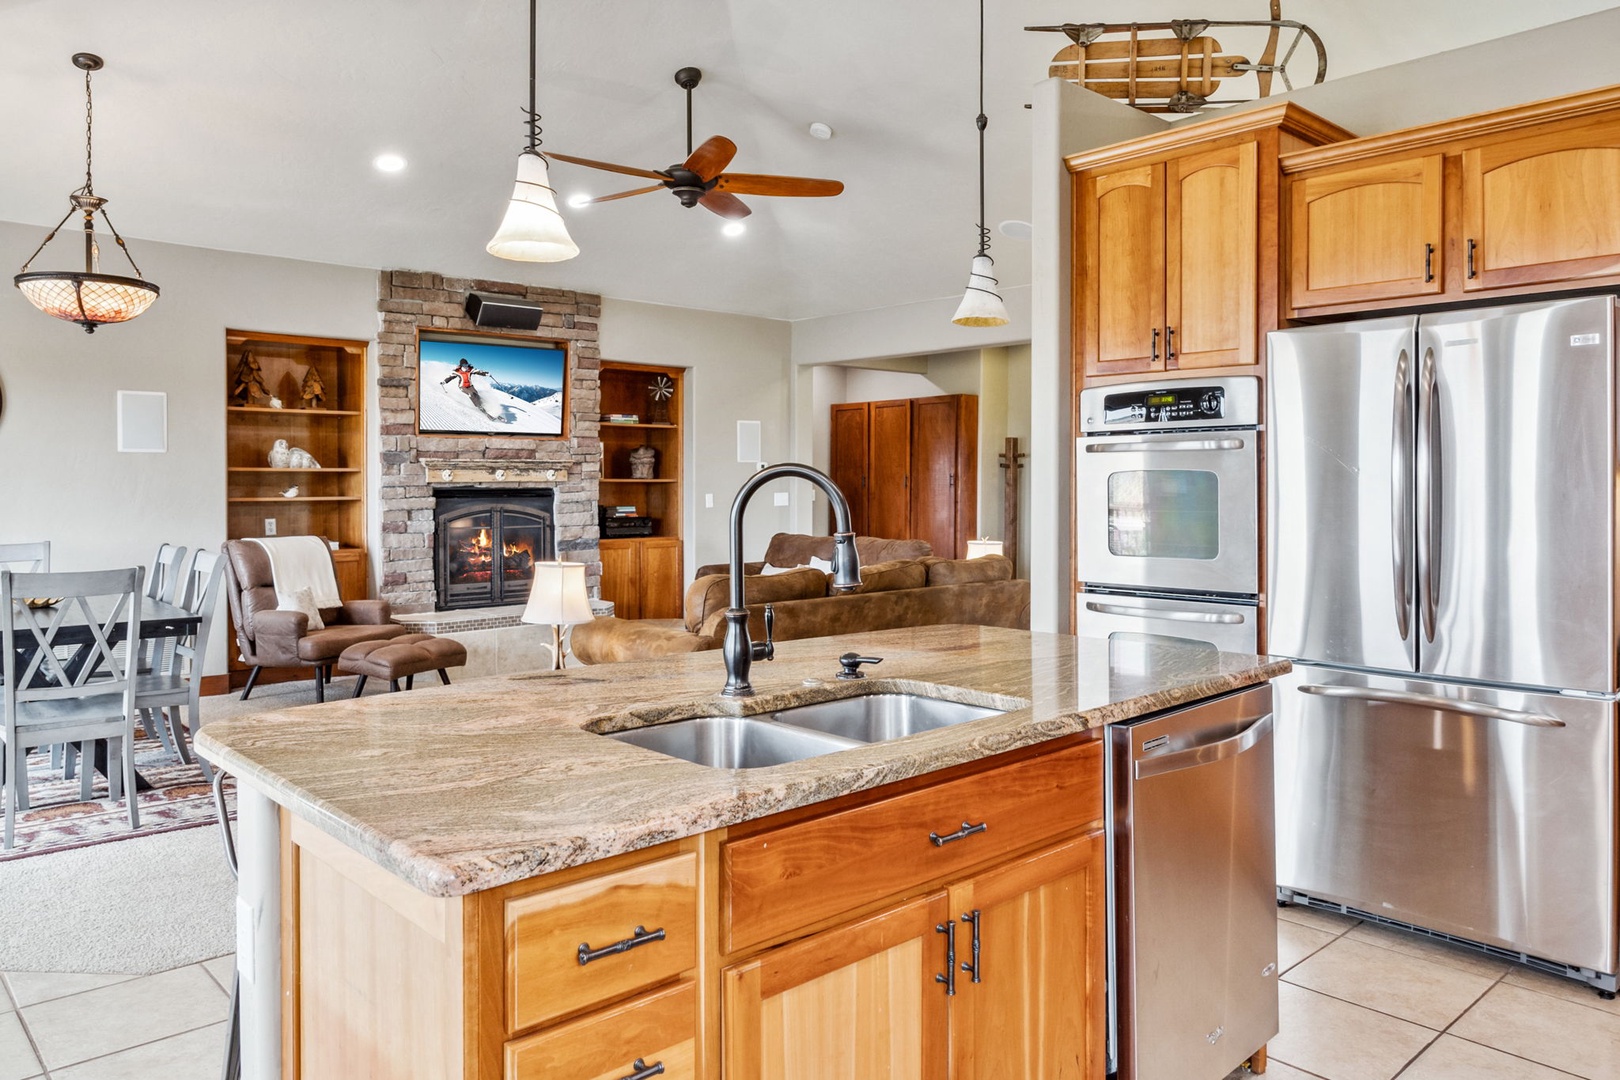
952, 255, 1009, 327
487, 151, 579, 263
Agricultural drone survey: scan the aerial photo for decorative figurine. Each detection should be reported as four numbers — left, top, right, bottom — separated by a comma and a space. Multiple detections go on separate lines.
280, 485, 300, 498
629, 444, 657, 480
647, 374, 674, 424
268, 438, 321, 469
268, 396, 283, 409
300, 366, 327, 410
230, 349, 269, 405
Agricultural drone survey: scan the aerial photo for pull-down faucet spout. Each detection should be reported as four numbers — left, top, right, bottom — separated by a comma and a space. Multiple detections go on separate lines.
722, 463, 861, 697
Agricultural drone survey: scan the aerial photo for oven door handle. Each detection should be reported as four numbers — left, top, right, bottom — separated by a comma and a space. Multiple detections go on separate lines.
1083, 437, 1247, 454
1083, 600, 1245, 625
1135, 714, 1272, 780
1297, 684, 1566, 727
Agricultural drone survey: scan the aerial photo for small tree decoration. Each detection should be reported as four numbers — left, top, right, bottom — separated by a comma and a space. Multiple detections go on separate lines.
300, 366, 327, 409
648, 374, 674, 424
231, 349, 269, 405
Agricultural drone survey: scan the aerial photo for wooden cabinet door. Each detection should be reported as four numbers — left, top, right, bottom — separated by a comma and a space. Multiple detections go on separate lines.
1081, 162, 1166, 376
868, 400, 913, 540
638, 538, 683, 621
1462, 119, 1620, 291
598, 540, 640, 621
947, 832, 1107, 1080
830, 402, 871, 536
1288, 154, 1444, 309
1166, 141, 1258, 369
910, 396, 977, 560
723, 892, 950, 1080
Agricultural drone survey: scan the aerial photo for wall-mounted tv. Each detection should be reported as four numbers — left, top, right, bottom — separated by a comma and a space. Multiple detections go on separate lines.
417, 331, 568, 437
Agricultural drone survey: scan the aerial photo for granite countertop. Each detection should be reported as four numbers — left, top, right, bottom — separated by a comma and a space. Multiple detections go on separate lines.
196, 625, 1290, 898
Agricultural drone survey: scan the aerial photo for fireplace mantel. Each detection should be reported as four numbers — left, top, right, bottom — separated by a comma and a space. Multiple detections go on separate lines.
419, 460, 570, 486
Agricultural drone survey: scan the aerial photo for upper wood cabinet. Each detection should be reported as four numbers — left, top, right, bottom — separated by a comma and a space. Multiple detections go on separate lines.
1071, 103, 1352, 380
1287, 154, 1444, 308
1283, 84, 1620, 316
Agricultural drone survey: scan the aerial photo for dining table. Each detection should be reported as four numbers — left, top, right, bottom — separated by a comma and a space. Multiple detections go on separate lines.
6, 593, 202, 792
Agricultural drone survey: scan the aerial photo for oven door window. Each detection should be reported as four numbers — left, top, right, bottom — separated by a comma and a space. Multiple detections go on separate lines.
1107, 470, 1220, 559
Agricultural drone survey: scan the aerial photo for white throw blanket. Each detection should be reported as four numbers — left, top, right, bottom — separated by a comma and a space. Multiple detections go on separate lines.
246, 536, 341, 609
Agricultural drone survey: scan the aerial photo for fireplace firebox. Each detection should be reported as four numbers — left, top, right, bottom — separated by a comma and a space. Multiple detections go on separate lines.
433, 489, 555, 610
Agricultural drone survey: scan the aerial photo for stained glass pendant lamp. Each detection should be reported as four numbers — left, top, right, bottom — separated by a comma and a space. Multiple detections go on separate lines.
487, 0, 579, 262
15, 54, 160, 333
951, 0, 1009, 328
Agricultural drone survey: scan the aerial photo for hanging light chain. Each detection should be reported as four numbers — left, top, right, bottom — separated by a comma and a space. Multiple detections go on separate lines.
522, 0, 543, 151
81, 63, 95, 195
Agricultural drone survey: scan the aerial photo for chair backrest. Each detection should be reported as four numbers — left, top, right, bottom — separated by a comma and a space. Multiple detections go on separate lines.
147, 543, 189, 604
0, 542, 50, 574
221, 538, 336, 655
2, 568, 143, 713
166, 549, 226, 679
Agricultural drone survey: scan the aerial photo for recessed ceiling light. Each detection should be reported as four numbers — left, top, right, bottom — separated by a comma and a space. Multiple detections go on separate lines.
373, 153, 407, 173
998, 219, 1033, 240
722, 221, 747, 238
808, 122, 834, 141
566, 192, 593, 209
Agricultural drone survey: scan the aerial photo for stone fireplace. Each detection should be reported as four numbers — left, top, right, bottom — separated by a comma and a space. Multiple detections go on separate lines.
375, 270, 601, 613
433, 489, 556, 610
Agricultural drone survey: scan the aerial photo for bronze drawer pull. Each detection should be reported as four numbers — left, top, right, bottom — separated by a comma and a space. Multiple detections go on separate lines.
615, 1059, 665, 1080
578, 925, 666, 966
930, 820, 988, 847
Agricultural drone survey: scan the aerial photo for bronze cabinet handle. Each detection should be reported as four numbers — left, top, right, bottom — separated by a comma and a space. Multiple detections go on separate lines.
616, 1060, 665, 1080
935, 921, 957, 996
930, 820, 988, 847
1424, 242, 1435, 283
578, 925, 665, 966
1467, 238, 1478, 279
960, 909, 982, 984
1166, 326, 1177, 364
1151, 327, 1160, 363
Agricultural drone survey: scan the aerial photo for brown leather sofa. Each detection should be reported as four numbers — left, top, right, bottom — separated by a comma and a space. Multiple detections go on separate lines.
571, 553, 1029, 665
693, 532, 935, 579
221, 539, 411, 701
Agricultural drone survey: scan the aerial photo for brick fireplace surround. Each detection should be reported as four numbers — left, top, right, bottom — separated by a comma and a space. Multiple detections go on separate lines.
375, 270, 602, 614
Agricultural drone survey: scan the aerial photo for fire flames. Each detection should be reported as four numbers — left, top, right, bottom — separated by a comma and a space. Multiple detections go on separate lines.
447, 525, 536, 584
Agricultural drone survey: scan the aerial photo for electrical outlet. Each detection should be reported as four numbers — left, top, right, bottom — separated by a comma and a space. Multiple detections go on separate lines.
773, 491, 790, 507
704, 493, 714, 509
264, 518, 277, 536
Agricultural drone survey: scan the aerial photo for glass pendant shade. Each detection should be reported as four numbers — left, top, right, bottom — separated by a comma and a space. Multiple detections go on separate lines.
952, 255, 1010, 327
16, 271, 159, 333
487, 151, 579, 263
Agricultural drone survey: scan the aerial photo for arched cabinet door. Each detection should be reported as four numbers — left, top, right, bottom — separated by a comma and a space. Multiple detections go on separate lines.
1462, 119, 1620, 291
1287, 154, 1444, 310
1165, 141, 1258, 370
1080, 161, 1166, 377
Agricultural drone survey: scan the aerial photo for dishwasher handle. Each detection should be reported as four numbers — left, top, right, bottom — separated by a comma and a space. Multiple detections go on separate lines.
1134, 713, 1272, 780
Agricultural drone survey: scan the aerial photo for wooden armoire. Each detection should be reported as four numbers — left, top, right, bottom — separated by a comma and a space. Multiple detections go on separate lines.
829, 394, 978, 559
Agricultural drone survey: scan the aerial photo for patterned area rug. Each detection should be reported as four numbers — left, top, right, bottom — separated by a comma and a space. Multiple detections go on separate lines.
0, 732, 234, 862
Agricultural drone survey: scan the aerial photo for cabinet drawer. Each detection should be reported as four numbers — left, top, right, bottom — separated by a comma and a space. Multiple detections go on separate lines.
506, 980, 696, 1080
725, 739, 1103, 951
507, 852, 697, 1033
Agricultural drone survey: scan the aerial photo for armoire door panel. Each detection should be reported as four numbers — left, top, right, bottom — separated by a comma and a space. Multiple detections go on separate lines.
911, 397, 962, 559
869, 401, 913, 540
830, 403, 871, 536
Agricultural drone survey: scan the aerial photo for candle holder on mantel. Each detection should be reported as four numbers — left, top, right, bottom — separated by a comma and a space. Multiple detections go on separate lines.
647, 374, 674, 424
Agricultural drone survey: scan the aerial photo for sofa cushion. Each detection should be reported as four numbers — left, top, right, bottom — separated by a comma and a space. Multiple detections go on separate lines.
846, 558, 928, 595
924, 554, 1015, 586
759, 533, 934, 569
683, 566, 829, 633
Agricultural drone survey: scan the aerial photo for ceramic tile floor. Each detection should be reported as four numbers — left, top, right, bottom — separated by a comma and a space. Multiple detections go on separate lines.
3, 911, 1617, 1079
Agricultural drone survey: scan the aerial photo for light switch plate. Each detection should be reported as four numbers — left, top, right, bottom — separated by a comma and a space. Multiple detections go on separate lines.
704, 493, 714, 508
773, 491, 789, 507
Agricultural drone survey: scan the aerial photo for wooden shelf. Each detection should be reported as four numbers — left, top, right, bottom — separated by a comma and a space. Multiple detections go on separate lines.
228, 467, 362, 474
600, 422, 677, 430
601, 477, 678, 484
228, 496, 363, 504
227, 406, 361, 417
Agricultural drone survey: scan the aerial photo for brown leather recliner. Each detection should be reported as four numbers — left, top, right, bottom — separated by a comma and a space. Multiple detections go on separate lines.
221, 539, 411, 702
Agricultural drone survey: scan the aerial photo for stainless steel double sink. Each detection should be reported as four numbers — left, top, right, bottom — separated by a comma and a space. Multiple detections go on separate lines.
604, 693, 1007, 769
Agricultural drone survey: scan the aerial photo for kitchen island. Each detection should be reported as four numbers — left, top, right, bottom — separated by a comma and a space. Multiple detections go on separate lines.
197, 624, 1288, 1080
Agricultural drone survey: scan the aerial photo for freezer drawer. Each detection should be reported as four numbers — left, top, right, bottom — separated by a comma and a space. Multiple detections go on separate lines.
1076, 589, 1258, 654
1112, 683, 1277, 1080
1274, 664, 1618, 976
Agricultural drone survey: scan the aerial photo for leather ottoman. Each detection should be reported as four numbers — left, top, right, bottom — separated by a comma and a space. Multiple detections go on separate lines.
337, 633, 468, 696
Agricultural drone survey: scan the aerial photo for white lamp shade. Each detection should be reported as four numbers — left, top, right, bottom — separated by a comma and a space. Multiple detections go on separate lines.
487, 151, 580, 263
951, 254, 1010, 327
522, 561, 594, 626
965, 539, 1004, 559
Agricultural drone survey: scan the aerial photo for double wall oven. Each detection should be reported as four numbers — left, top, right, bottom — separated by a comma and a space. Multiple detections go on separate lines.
1075, 377, 1261, 653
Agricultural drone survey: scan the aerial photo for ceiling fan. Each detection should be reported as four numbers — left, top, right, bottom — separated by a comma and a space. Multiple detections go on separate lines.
546, 67, 844, 220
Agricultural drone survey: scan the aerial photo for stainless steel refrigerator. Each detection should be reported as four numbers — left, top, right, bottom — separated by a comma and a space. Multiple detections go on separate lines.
1267, 295, 1619, 993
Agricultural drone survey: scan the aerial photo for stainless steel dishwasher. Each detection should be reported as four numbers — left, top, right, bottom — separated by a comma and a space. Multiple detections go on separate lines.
1109, 682, 1278, 1080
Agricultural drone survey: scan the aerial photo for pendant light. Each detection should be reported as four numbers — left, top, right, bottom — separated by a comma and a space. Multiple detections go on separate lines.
14, 54, 160, 333
951, 0, 1009, 328
487, 0, 579, 262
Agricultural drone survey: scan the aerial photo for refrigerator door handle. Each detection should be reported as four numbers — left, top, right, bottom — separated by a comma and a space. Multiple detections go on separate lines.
1416, 346, 1439, 643
1392, 348, 1413, 643
1083, 600, 1246, 625
1134, 714, 1272, 780
1083, 437, 1247, 454
1297, 684, 1567, 727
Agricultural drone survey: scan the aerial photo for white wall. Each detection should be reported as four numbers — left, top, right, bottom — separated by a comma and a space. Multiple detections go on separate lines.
0, 222, 380, 673
597, 299, 794, 571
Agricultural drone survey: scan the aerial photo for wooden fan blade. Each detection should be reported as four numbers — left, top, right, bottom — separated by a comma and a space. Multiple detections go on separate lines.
586, 185, 666, 204
545, 151, 669, 181
715, 173, 844, 198
699, 189, 751, 219
684, 135, 738, 180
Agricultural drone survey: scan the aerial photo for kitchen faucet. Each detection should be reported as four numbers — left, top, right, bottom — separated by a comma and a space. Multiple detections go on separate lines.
722, 463, 861, 697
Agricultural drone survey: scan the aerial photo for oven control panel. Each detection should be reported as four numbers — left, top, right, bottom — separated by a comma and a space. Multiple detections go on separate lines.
1080, 376, 1260, 433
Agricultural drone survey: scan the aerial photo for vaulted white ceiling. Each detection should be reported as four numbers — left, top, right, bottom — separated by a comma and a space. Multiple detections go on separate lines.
2, 1, 1614, 321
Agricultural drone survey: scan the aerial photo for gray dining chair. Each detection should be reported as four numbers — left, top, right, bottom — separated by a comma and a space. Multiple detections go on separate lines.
0, 543, 49, 573
134, 550, 225, 779
1, 567, 144, 848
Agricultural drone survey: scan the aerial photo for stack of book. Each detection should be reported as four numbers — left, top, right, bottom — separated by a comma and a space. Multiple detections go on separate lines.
601, 413, 640, 424
603, 505, 639, 519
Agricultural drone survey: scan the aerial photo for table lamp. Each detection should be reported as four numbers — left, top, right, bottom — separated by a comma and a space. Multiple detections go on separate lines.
522, 561, 594, 670
965, 538, 1004, 559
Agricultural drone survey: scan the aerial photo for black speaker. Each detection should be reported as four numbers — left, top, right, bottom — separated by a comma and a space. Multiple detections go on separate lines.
464, 292, 544, 331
